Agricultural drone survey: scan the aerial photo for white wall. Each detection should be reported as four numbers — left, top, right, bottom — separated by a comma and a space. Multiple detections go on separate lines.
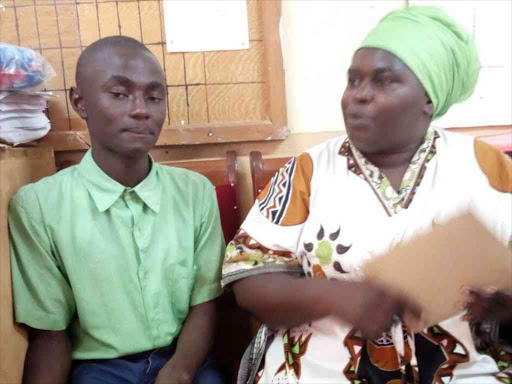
280, 0, 512, 134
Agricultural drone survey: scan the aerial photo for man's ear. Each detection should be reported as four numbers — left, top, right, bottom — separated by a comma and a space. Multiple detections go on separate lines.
424, 94, 434, 118
69, 87, 87, 119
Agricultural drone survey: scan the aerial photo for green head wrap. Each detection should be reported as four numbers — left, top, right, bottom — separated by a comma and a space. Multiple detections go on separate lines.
360, 6, 480, 119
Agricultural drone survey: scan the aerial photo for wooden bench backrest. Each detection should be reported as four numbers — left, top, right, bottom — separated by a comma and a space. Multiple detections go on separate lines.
250, 151, 292, 201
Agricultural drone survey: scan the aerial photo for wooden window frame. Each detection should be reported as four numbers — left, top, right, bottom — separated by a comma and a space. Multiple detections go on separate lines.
40, 0, 287, 152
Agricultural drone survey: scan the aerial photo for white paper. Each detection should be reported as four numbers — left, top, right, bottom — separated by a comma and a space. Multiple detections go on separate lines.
0, 114, 49, 130
0, 102, 48, 111
163, 0, 250, 52
0, 109, 46, 119
0, 122, 51, 146
0, 91, 52, 103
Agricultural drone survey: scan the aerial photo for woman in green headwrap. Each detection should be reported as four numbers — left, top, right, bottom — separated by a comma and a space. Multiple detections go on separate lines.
222, 6, 512, 384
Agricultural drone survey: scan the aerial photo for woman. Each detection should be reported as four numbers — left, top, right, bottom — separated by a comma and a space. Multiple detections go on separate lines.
223, 6, 512, 384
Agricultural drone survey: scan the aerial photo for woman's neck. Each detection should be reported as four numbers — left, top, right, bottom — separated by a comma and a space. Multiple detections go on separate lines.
360, 138, 423, 191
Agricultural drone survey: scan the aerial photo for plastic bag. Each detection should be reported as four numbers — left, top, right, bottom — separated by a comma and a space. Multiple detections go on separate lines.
0, 43, 56, 91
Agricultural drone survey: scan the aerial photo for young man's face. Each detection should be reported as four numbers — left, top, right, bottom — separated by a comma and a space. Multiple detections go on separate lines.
72, 47, 167, 159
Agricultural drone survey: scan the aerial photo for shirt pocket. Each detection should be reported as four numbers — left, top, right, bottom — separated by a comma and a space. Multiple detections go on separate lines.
171, 264, 196, 323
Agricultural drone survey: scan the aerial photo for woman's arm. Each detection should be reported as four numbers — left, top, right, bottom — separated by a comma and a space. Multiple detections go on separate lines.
233, 273, 421, 339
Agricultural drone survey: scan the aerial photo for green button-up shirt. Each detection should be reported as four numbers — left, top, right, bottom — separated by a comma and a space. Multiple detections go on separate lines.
9, 150, 225, 359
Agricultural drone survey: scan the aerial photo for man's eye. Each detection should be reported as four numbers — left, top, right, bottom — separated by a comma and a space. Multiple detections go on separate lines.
110, 92, 127, 99
147, 96, 163, 103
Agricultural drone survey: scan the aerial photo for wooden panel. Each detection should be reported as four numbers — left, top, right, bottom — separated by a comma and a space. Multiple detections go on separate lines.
118, 2, 142, 41
247, 0, 263, 40
77, 3, 100, 47
0, 7, 19, 45
98, 2, 120, 38
1, 0, 287, 149
17, 5, 39, 49
57, 4, 81, 48
41, 48, 65, 90
188, 85, 209, 124
37, 5, 60, 48
62, 47, 82, 88
48, 91, 70, 131
165, 53, 185, 86
0, 147, 56, 384
208, 83, 267, 122
140, 1, 162, 44
14, 0, 33, 6
205, 41, 264, 84
161, 158, 231, 186
185, 52, 205, 85
168, 86, 188, 125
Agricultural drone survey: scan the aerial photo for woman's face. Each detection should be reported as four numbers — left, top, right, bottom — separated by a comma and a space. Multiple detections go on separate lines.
341, 48, 432, 155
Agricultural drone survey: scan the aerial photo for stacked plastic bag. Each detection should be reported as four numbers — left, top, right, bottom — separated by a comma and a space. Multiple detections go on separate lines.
0, 43, 55, 146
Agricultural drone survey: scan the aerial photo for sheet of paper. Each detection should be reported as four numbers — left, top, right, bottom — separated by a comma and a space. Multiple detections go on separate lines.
163, 0, 249, 53
0, 102, 48, 111
0, 122, 51, 146
0, 109, 46, 119
363, 213, 512, 328
0, 114, 49, 130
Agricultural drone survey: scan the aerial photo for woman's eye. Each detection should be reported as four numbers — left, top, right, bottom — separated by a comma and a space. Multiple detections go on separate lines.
348, 77, 359, 86
376, 77, 393, 86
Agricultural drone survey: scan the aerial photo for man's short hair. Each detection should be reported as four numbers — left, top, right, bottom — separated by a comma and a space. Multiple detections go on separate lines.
76, 36, 154, 85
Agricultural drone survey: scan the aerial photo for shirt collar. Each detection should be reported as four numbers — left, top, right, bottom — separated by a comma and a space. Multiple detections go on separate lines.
78, 150, 161, 213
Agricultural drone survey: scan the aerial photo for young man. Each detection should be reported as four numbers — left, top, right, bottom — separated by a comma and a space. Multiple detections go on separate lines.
9, 36, 225, 384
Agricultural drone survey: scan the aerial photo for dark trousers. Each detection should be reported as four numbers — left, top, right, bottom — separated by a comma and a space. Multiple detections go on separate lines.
70, 343, 224, 384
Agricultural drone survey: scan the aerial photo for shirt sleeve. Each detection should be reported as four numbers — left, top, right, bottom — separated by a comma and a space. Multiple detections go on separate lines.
9, 190, 76, 330
222, 153, 314, 287
190, 180, 226, 306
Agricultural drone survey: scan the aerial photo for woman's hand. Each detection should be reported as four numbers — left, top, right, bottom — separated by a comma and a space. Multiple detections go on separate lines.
461, 286, 512, 326
339, 281, 423, 339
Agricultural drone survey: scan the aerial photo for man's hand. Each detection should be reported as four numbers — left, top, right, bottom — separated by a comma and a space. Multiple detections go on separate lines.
154, 300, 218, 384
461, 285, 512, 325
23, 328, 71, 384
154, 358, 193, 384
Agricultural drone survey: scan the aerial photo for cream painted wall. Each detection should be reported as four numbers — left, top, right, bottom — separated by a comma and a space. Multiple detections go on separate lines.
280, 0, 512, 133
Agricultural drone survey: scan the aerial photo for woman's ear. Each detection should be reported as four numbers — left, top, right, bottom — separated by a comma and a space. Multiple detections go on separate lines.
69, 87, 87, 119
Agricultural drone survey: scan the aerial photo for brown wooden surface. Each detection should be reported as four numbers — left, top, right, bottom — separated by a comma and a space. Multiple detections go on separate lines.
161, 151, 237, 187
0, 147, 56, 384
0, 0, 288, 151
250, 151, 291, 200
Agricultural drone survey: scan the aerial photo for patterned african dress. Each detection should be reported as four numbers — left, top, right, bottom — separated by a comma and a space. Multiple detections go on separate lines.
222, 127, 512, 384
